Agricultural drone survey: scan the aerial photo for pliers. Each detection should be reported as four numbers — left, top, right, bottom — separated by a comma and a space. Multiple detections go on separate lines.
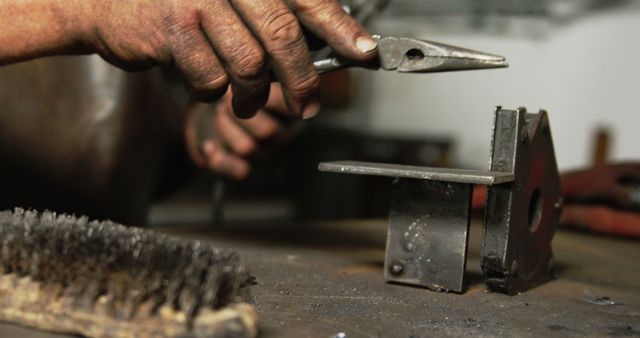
313, 35, 508, 74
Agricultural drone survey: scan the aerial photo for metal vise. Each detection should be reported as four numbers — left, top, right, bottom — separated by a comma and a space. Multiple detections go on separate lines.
319, 107, 562, 294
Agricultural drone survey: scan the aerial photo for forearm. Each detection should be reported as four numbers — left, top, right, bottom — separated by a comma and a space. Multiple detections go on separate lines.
0, 0, 89, 65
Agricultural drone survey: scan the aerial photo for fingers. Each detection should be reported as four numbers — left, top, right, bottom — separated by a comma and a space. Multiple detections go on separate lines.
233, 84, 294, 142
175, 1, 354, 119
171, 25, 230, 101
200, 1, 270, 118
230, 0, 321, 119
264, 83, 291, 115
183, 102, 211, 168
215, 102, 257, 156
290, 0, 378, 61
183, 100, 253, 180
215, 90, 287, 152
238, 109, 283, 141
203, 140, 250, 180
204, 111, 285, 180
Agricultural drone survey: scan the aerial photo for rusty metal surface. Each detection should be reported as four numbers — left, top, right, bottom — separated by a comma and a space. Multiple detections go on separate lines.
483, 108, 562, 294
2, 219, 639, 338
385, 179, 472, 293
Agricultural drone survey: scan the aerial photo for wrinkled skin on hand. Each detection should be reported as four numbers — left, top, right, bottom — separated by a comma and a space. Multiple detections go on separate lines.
84, 0, 378, 118
185, 83, 296, 180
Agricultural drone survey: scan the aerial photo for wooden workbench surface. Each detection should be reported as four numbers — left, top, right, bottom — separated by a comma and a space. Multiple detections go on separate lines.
1, 220, 639, 337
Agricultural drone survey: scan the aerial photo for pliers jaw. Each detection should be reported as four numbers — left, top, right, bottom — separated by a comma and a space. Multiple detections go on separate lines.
308, 35, 508, 76
377, 36, 509, 73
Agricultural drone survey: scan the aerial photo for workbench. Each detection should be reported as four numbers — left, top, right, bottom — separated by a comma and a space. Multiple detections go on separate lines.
1, 219, 639, 337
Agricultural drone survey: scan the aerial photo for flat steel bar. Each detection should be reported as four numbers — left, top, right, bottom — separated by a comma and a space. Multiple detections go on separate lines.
384, 179, 472, 293
318, 161, 514, 185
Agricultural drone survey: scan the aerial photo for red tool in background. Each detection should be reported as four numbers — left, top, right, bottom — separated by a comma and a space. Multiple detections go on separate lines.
473, 163, 640, 238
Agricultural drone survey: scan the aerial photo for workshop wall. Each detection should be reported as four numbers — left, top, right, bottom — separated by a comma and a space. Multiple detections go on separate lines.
338, 1, 640, 171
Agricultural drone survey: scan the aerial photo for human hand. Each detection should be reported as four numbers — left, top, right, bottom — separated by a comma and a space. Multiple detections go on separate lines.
81, 0, 377, 119
185, 83, 296, 180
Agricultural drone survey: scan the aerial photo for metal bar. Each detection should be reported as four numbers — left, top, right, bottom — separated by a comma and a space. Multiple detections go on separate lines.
482, 108, 561, 294
319, 161, 514, 185
384, 179, 472, 293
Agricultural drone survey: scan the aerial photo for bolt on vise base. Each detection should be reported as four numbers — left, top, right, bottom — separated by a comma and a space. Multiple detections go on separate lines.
319, 107, 562, 295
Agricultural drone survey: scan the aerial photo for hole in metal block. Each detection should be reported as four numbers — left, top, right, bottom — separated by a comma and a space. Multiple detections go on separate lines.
528, 188, 543, 232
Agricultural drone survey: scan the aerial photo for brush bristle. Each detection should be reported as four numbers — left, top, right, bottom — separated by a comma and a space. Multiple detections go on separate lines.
0, 208, 251, 322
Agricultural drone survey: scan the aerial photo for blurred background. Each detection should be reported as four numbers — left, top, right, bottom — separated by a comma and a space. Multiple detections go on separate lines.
0, 0, 638, 227
340, 0, 639, 170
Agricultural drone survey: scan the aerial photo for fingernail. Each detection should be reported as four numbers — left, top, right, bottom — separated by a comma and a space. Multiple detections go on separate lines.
302, 99, 321, 120
203, 141, 216, 155
356, 36, 378, 54
232, 98, 258, 119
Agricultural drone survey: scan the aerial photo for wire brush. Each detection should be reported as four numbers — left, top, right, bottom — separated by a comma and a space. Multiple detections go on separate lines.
0, 208, 257, 338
